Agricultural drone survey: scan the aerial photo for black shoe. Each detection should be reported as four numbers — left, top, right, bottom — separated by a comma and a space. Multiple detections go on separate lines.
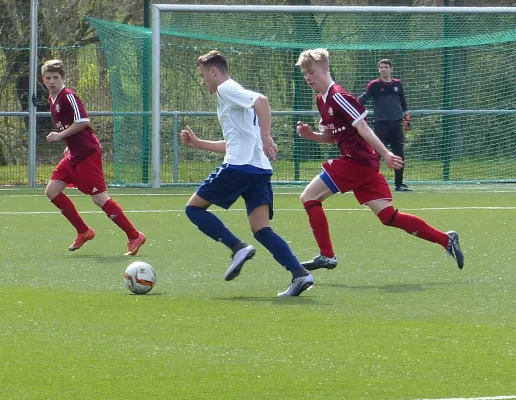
446, 231, 464, 270
224, 245, 256, 281
395, 184, 412, 192
301, 253, 338, 271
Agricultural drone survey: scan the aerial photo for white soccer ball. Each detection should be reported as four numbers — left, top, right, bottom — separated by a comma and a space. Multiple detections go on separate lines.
124, 261, 156, 295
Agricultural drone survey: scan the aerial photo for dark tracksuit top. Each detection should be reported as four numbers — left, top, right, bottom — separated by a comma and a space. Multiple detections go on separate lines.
358, 78, 407, 122
358, 78, 409, 187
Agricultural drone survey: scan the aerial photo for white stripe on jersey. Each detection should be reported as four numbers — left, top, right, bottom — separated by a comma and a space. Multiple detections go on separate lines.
351, 110, 368, 127
333, 92, 361, 120
66, 93, 82, 122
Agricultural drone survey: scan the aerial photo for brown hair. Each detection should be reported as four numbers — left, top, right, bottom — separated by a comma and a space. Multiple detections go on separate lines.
41, 59, 66, 78
378, 59, 393, 68
197, 50, 228, 74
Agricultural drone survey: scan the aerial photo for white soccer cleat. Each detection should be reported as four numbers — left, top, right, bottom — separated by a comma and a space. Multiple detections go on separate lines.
277, 274, 314, 297
224, 245, 256, 281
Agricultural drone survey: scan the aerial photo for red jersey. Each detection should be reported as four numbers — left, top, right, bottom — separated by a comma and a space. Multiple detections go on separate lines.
317, 82, 379, 168
49, 87, 100, 164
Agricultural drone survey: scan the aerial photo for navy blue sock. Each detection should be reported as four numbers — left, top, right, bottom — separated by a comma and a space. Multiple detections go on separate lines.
253, 227, 303, 273
185, 206, 240, 249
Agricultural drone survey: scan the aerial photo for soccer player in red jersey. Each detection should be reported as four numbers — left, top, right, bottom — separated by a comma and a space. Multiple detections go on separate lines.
295, 49, 463, 271
41, 59, 146, 255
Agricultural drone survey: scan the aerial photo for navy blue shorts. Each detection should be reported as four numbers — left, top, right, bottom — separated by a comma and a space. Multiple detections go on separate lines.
196, 164, 274, 219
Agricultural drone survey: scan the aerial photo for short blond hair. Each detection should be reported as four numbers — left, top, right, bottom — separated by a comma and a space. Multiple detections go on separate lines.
295, 48, 330, 69
41, 59, 66, 78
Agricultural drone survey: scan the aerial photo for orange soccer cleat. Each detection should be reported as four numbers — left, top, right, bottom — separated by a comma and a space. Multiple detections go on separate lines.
68, 227, 96, 251
125, 231, 146, 256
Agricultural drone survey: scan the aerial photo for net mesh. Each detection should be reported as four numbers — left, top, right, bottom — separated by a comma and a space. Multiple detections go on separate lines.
88, 11, 516, 186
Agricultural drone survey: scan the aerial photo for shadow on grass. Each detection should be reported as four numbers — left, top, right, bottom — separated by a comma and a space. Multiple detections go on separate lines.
318, 281, 462, 293
66, 254, 129, 263
126, 292, 165, 296
215, 296, 332, 305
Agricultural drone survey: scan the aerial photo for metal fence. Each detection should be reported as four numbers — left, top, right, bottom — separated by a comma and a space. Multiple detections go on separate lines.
2, 4, 516, 187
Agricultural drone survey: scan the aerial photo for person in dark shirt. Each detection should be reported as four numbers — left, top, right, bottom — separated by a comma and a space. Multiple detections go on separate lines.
359, 59, 412, 191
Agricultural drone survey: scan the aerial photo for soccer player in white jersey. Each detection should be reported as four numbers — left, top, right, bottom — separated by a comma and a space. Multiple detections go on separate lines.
181, 50, 313, 296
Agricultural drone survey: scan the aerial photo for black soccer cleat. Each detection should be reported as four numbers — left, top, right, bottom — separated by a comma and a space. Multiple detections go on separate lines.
395, 184, 413, 192
446, 231, 464, 270
301, 253, 338, 271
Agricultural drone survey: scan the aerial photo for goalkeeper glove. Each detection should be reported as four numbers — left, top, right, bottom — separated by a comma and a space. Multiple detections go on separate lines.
403, 114, 411, 132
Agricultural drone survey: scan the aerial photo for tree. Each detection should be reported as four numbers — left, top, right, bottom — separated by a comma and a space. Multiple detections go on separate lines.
0, 0, 143, 165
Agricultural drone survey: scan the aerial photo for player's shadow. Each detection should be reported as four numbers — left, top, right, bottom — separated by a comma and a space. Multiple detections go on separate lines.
127, 292, 165, 296
66, 254, 129, 263
215, 296, 332, 306
318, 282, 461, 294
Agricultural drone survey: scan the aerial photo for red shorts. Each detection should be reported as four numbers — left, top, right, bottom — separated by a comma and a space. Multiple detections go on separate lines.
50, 148, 106, 195
322, 157, 392, 205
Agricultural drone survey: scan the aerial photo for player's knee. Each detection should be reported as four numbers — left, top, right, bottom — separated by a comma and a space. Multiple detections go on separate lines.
185, 205, 197, 221
45, 186, 61, 201
252, 225, 272, 237
44, 187, 53, 200
378, 206, 398, 226
302, 199, 322, 211
92, 196, 107, 208
300, 190, 321, 205
185, 205, 206, 223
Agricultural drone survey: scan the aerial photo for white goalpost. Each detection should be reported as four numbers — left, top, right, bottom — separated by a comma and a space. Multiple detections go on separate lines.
150, 4, 516, 188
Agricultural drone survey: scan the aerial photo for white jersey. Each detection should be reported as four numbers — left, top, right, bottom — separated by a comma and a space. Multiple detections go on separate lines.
216, 79, 272, 172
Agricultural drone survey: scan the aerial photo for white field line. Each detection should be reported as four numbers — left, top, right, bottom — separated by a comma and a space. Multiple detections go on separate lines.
415, 396, 516, 400
2, 188, 516, 197
2, 206, 516, 216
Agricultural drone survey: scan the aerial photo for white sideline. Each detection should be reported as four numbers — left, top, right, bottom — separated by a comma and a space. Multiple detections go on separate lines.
2, 183, 516, 197
415, 396, 516, 400
2, 206, 516, 215
3, 190, 516, 197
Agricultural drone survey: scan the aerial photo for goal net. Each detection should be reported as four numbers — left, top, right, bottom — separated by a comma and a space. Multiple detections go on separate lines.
89, 6, 516, 187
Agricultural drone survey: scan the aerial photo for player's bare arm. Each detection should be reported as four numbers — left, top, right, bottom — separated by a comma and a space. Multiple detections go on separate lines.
45, 121, 89, 142
355, 119, 404, 169
297, 121, 335, 144
180, 125, 226, 154
253, 96, 277, 161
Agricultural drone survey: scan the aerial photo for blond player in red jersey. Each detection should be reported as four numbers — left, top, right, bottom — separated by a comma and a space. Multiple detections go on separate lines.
295, 49, 463, 271
42, 59, 146, 255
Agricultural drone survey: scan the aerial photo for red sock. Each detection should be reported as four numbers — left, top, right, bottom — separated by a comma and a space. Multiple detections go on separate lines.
378, 206, 448, 248
51, 192, 89, 234
303, 200, 334, 257
102, 198, 139, 240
